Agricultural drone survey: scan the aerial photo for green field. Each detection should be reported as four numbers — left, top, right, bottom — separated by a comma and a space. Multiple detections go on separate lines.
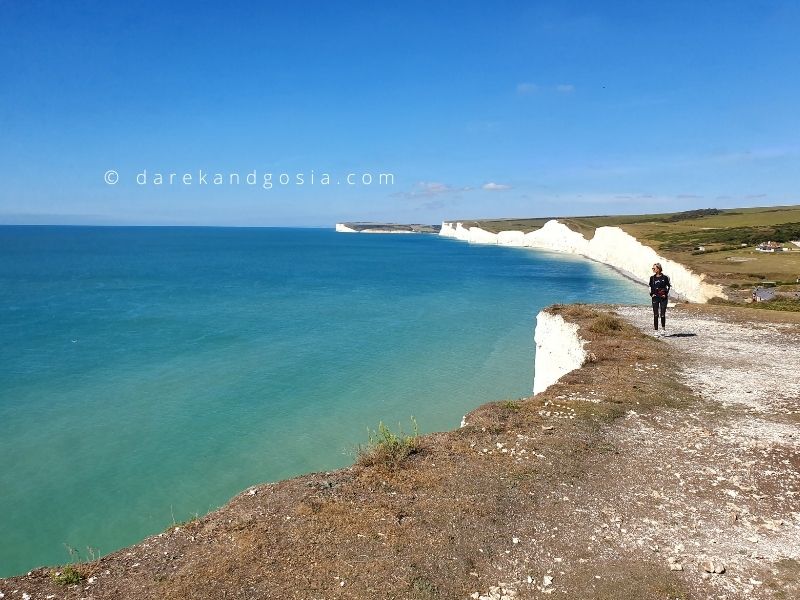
457, 205, 800, 298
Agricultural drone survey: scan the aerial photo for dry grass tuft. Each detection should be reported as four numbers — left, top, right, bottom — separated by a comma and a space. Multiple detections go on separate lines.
356, 419, 420, 469
589, 314, 624, 333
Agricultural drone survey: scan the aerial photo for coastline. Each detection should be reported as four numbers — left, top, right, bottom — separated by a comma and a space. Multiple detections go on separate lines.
4, 223, 796, 597
439, 220, 726, 303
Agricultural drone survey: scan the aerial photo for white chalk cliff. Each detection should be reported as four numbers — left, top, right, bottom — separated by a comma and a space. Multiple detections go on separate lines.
440, 220, 725, 303
335, 223, 358, 233
461, 310, 586, 426
532, 310, 587, 395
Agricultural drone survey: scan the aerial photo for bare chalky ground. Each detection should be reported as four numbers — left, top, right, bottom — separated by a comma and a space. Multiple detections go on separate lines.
609, 305, 800, 599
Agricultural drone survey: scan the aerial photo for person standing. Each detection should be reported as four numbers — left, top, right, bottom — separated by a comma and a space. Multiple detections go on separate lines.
649, 263, 671, 335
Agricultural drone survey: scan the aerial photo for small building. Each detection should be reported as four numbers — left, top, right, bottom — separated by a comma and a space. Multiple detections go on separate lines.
752, 287, 776, 302
756, 241, 782, 253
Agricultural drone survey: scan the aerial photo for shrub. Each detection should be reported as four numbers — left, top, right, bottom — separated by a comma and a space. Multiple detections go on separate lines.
589, 314, 624, 333
52, 565, 83, 585
357, 418, 420, 468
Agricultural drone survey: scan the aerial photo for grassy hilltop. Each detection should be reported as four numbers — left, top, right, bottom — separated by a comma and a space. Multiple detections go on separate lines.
457, 205, 800, 297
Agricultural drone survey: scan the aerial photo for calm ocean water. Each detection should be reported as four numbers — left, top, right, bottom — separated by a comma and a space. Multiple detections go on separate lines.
0, 226, 644, 576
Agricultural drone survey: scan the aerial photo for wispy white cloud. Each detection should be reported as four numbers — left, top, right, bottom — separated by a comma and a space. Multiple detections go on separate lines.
482, 182, 512, 191
415, 182, 452, 196
516, 82, 538, 95
555, 84, 575, 93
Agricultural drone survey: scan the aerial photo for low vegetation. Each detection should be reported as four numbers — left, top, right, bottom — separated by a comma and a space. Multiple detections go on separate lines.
589, 314, 624, 333
51, 565, 83, 586
710, 297, 800, 312
748, 299, 800, 312
650, 222, 800, 251
356, 418, 420, 468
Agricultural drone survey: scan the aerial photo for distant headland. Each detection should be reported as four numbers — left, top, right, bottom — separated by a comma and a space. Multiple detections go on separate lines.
335, 222, 441, 234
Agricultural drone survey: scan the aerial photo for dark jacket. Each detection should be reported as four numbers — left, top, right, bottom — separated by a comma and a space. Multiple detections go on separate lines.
649, 273, 671, 299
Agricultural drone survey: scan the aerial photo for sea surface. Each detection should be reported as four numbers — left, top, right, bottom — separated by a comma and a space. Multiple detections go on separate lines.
0, 226, 645, 576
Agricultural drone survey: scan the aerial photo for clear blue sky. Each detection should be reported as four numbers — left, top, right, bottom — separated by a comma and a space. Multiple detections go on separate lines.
1, 1, 798, 226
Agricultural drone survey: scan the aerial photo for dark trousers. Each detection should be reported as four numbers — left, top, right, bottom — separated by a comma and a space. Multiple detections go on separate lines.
652, 297, 667, 329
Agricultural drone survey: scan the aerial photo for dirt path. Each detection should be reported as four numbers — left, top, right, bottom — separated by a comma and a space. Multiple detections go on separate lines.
604, 305, 800, 598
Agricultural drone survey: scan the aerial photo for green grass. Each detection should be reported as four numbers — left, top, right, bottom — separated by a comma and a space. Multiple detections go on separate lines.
747, 298, 800, 312
648, 222, 800, 251
51, 565, 84, 585
357, 418, 420, 468
709, 297, 800, 312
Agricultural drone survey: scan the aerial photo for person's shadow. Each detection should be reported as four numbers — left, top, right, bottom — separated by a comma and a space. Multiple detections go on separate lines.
665, 333, 698, 337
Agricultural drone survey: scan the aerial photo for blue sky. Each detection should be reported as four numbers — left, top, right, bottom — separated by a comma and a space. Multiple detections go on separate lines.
1, 1, 798, 226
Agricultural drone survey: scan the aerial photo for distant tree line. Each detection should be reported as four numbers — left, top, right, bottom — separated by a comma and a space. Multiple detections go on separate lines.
654, 222, 800, 250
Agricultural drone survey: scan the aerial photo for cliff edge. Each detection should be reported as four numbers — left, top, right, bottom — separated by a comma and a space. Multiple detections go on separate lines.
3, 304, 798, 599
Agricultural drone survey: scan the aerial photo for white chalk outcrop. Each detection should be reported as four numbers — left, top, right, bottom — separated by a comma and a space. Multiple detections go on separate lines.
532, 310, 587, 395
335, 223, 358, 233
440, 220, 725, 303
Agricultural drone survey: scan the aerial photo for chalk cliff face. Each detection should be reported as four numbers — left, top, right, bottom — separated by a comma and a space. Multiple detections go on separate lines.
335, 223, 358, 233
532, 311, 586, 395
440, 220, 725, 303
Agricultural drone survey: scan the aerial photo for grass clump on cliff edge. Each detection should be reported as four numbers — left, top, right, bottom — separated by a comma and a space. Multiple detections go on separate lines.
589, 314, 624, 333
357, 418, 420, 469
51, 565, 84, 586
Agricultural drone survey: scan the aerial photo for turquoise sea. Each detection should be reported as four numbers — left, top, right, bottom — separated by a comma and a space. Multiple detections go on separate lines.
0, 226, 644, 576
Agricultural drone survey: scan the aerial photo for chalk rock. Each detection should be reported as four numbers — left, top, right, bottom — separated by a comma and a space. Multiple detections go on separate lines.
702, 559, 726, 574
